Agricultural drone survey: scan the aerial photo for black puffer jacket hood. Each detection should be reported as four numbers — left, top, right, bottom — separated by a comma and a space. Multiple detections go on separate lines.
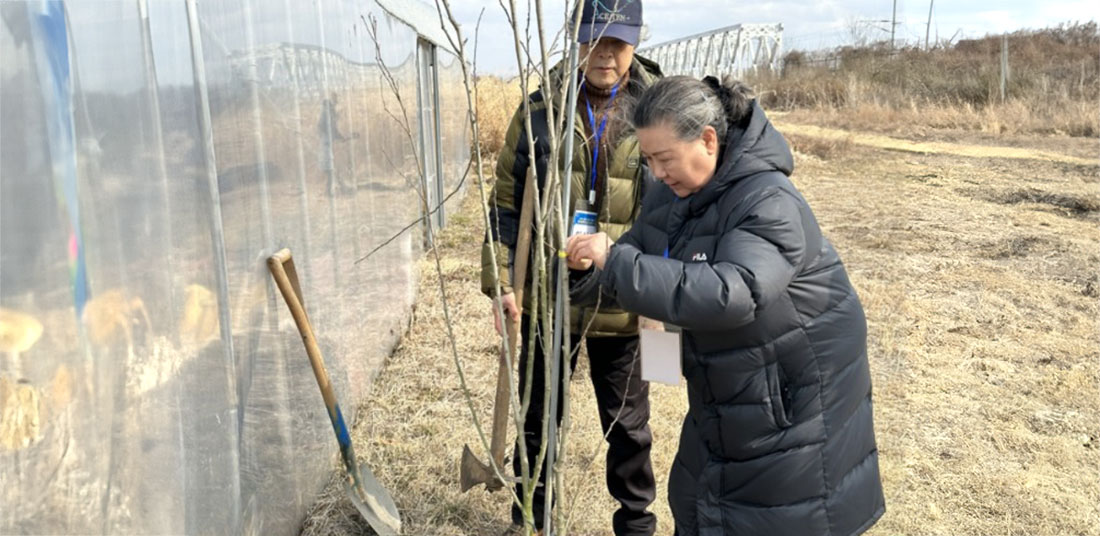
686, 100, 794, 215
579, 103, 885, 535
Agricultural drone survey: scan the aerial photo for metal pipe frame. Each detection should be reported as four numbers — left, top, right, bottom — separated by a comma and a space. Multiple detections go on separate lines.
184, 0, 242, 529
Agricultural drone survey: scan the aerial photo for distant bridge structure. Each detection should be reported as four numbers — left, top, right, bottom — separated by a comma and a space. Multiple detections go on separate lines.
638, 23, 783, 79
226, 42, 387, 97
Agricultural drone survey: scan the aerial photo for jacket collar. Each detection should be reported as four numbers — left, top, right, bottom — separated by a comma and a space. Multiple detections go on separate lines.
544, 53, 663, 105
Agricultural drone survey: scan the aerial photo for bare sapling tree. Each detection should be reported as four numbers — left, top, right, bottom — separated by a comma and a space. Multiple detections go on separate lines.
428, 1, 565, 531
366, 0, 631, 533
357, 8, 516, 516
429, 1, 635, 535
358, 6, 538, 531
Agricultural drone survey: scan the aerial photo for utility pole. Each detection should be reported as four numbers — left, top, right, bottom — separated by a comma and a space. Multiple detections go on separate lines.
1000, 34, 1009, 102
890, 0, 898, 50
925, 0, 934, 50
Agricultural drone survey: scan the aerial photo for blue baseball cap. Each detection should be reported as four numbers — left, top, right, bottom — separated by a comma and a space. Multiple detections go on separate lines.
575, 0, 643, 46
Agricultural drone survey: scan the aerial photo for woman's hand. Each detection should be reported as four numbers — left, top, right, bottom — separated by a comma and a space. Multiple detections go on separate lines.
566, 232, 612, 270
567, 256, 593, 271
638, 316, 665, 331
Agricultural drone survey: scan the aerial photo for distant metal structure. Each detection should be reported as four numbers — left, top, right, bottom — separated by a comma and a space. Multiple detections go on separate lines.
639, 23, 784, 79
227, 43, 382, 97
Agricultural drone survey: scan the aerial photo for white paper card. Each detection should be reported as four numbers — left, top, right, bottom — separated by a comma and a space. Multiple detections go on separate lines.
640, 328, 682, 386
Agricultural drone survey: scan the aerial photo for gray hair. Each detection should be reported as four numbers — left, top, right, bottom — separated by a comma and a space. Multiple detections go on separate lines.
631, 75, 754, 141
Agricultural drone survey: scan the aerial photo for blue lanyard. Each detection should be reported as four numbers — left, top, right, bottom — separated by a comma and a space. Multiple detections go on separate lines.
663, 198, 680, 259
584, 82, 620, 205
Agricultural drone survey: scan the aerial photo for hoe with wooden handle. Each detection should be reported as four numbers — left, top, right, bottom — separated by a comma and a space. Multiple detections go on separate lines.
461, 167, 536, 492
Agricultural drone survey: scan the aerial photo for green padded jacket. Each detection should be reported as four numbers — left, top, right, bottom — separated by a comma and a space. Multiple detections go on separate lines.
480, 55, 662, 337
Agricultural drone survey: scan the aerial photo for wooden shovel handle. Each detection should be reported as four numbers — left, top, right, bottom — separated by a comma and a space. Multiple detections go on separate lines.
267, 249, 335, 411
268, 249, 372, 510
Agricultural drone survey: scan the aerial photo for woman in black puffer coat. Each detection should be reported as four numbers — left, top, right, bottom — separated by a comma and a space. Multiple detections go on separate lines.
567, 75, 885, 536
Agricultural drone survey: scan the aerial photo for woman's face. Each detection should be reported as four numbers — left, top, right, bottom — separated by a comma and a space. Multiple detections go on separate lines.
638, 123, 720, 198
579, 37, 634, 89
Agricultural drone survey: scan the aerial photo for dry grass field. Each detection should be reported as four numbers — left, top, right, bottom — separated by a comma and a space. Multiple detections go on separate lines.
470, 75, 528, 157
300, 99, 1099, 534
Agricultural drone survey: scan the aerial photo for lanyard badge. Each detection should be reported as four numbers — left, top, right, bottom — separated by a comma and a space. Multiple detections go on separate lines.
570, 200, 598, 237
572, 79, 621, 237
584, 82, 621, 206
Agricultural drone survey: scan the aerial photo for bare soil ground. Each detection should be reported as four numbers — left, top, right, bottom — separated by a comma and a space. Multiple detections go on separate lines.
301, 126, 1099, 536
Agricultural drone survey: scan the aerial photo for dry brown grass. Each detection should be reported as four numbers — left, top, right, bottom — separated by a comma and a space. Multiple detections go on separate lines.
301, 121, 1099, 535
753, 22, 1100, 139
770, 120, 1099, 166
784, 132, 854, 160
771, 98, 1100, 141
786, 140, 1099, 536
474, 76, 528, 157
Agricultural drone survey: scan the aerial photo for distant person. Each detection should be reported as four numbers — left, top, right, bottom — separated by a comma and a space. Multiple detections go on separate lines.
318, 93, 353, 193
567, 75, 885, 535
480, 1, 664, 535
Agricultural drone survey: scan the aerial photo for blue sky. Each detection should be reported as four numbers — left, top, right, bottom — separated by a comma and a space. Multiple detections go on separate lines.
447, 0, 1098, 75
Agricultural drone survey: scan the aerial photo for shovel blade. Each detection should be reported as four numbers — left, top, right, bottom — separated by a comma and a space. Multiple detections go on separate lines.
346, 464, 402, 535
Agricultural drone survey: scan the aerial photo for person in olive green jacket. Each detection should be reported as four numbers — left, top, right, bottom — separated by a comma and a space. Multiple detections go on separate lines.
480, 2, 662, 535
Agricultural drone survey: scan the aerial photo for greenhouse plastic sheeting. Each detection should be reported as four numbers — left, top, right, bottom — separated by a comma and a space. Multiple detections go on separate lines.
0, 0, 468, 534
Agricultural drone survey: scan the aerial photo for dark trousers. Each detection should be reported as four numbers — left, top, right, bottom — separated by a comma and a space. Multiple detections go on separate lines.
511, 314, 656, 535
